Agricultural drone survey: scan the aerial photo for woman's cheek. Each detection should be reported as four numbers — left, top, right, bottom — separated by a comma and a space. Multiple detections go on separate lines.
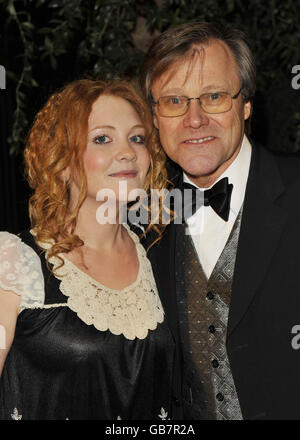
84, 149, 108, 172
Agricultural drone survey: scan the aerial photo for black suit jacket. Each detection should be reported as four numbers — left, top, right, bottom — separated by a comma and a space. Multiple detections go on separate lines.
142, 142, 300, 419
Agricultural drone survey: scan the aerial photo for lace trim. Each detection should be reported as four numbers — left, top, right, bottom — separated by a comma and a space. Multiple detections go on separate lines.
35, 225, 164, 340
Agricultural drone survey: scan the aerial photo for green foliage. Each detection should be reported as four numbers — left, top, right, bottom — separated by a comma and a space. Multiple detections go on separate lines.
0, 0, 300, 153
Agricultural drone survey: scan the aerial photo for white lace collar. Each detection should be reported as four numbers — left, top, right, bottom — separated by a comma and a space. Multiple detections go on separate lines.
35, 224, 164, 340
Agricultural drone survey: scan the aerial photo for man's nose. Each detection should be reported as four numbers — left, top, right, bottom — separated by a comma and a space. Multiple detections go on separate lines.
116, 142, 137, 161
183, 99, 209, 128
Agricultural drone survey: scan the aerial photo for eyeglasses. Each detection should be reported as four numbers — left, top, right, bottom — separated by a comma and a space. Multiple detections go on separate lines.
152, 88, 242, 117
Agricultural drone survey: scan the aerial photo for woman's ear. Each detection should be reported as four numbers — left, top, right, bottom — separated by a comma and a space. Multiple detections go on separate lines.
61, 167, 70, 185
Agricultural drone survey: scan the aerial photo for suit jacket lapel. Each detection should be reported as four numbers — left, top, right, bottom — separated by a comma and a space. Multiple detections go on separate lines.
228, 145, 287, 337
144, 171, 183, 342
148, 224, 178, 340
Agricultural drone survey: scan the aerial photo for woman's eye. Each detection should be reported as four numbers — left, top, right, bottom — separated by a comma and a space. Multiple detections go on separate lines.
93, 135, 110, 144
130, 135, 145, 144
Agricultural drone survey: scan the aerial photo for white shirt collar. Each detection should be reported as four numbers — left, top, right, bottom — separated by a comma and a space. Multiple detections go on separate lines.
183, 134, 252, 216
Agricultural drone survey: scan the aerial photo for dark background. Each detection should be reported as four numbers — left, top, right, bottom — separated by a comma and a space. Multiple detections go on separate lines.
0, 0, 300, 233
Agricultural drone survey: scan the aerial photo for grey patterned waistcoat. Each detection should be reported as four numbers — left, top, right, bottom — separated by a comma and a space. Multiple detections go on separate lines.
176, 209, 243, 420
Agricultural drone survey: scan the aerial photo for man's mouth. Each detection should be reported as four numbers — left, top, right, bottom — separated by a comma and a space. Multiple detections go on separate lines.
183, 136, 215, 144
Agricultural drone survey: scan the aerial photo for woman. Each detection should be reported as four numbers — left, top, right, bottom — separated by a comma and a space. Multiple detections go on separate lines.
0, 79, 173, 420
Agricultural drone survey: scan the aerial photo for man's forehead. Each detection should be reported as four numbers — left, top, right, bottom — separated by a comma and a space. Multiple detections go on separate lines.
152, 39, 239, 93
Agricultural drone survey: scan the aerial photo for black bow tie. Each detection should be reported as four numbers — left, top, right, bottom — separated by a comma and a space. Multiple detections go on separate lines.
182, 177, 233, 222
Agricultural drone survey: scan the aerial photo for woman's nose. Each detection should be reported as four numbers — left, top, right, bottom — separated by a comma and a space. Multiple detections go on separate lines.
116, 142, 137, 161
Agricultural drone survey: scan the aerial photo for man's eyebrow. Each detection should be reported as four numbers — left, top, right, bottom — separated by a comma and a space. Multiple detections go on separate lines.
158, 84, 231, 96
158, 87, 185, 96
200, 84, 230, 92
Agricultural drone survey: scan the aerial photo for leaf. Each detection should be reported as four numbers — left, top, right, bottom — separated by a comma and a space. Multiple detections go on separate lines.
44, 36, 53, 50
6, 70, 18, 82
50, 55, 57, 70
22, 21, 34, 30
37, 27, 54, 34
31, 78, 39, 87
6, 0, 17, 17
49, 1, 60, 8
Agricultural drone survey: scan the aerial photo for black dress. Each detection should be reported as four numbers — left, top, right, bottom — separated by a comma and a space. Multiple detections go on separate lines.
0, 228, 174, 420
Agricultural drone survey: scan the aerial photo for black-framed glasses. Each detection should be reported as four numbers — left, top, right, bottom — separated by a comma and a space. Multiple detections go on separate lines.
152, 88, 242, 117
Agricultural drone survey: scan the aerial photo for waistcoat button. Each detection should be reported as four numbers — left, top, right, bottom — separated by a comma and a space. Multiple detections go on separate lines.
206, 291, 215, 300
208, 324, 216, 333
212, 359, 219, 368
216, 392, 224, 402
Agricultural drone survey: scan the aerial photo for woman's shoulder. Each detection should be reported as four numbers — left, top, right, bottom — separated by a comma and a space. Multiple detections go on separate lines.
0, 231, 45, 307
0, 230, 42, 264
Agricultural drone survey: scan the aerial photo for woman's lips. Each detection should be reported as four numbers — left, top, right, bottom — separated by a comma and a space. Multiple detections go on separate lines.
108, 170, 138, 178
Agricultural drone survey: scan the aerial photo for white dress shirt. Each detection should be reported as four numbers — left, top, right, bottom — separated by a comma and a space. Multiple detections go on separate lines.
183, 135, 252, 279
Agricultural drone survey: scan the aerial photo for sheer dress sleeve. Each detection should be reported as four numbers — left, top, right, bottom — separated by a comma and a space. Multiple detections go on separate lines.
0, 232, 44, 312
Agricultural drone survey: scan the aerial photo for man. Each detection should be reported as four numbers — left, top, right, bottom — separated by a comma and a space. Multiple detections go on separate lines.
140, 22, 300, 420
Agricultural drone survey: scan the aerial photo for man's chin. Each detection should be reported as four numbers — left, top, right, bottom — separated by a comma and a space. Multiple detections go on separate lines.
182, 162, 223, 187
182, 165, 217, 180
178, 154, 217, 175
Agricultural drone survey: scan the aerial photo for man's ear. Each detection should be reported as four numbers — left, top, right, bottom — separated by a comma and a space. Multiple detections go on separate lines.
244, 101, 251, 120
153, 113, 159, 129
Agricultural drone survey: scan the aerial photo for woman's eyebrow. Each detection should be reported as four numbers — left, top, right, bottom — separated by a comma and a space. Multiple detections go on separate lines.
88, 125, 116, 133
130, 124, 145, 130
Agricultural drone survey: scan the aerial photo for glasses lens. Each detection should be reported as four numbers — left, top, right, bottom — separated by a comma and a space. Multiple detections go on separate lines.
201, 92, 231, 114
159, 96, 187, 117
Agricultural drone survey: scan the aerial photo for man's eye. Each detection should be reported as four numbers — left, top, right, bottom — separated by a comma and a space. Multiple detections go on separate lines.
209, 93, 221, 101
130, 135, 145, 144
93, 135, 110, 144
169, 96, 182, 105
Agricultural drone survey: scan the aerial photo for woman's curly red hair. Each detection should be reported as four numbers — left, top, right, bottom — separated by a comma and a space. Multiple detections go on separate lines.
24, 78, 168, 265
